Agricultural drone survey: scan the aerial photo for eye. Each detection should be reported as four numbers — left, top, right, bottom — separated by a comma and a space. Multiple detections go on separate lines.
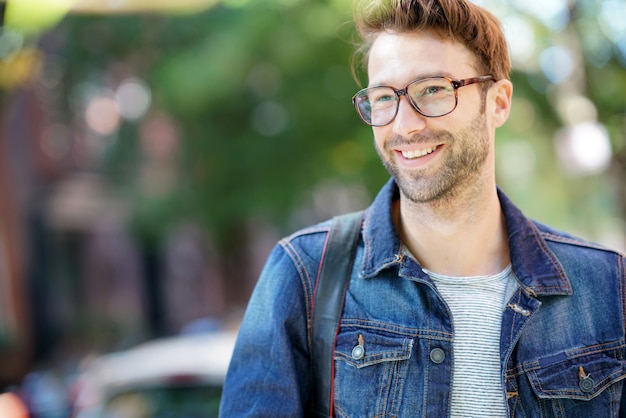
371, 91, 395, 103
367, 89, 397, 109
421, 85, 447, 97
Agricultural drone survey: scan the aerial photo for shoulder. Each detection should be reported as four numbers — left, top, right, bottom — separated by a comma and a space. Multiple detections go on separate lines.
278, 211, 364, 266
254, 219, 333, 298
532, 219, 625, 277
533, 219, 624, 257
277, 219, 333, 265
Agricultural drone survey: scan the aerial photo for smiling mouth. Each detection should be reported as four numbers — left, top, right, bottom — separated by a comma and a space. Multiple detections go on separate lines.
400, 145, 439, 159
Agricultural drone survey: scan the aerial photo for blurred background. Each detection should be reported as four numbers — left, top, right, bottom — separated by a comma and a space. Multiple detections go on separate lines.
0, 0, 624, 416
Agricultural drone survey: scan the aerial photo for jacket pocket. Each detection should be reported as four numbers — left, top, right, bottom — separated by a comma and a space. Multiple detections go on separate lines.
335, 329, 413, 367
527, 348, 626, 401
517, 344, 626, 417
332, 329, 413, 417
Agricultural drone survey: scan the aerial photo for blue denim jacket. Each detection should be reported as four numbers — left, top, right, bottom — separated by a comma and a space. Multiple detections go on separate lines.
220, 179, 626, 417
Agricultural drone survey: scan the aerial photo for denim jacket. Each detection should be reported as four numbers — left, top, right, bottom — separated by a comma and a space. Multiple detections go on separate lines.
220, 179, 626, 417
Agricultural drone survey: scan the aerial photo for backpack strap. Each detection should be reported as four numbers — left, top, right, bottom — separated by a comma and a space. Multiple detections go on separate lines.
310, 211, 363, 417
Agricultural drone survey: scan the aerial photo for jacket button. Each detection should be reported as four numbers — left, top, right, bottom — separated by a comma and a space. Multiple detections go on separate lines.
579, 376, 594, 393
430, 348, 445, 364
351, 345, 365, 360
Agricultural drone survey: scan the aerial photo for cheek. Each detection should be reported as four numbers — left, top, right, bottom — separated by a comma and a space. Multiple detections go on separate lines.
372, 127, 389, 150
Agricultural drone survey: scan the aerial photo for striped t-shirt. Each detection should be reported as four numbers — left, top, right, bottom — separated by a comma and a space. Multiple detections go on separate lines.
424, 264, 517, 417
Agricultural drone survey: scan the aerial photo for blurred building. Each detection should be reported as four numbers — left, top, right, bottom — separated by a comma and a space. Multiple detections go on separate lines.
0, 30, 247, 387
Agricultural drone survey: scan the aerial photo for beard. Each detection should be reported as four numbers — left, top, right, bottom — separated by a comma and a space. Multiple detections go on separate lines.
375, 113, 490, 204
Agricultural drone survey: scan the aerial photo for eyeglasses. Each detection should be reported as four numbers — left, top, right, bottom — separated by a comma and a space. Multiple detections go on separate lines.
352, 75, 494, 126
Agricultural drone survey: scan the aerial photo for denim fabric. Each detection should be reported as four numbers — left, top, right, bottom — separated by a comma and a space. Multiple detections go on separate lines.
220, 179, 626, 417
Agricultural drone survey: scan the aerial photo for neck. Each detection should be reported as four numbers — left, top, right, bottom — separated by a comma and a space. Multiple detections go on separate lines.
395, 181, 510, 277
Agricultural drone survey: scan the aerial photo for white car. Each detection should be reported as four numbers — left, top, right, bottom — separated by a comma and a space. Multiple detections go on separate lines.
71, 330, 237, 418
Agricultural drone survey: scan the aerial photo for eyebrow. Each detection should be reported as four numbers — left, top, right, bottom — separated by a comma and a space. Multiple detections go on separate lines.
368, 72, 457, 88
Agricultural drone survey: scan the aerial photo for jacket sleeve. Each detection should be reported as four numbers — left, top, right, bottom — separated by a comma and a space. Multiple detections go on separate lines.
219, 242, 315, 417
621, 254, 626, 418
622, 255, 626, 417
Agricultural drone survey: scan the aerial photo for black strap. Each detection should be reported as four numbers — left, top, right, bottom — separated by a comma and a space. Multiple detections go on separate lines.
310, 211, 363, 417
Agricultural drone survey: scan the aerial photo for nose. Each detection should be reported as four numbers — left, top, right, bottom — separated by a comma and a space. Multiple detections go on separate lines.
391, 95, 427, 137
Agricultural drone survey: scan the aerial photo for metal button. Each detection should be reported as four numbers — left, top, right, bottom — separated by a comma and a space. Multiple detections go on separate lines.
579, 376, 594, 393
508, 303, 531, 316
430, 348, 445, 364
351, 345, 365, 360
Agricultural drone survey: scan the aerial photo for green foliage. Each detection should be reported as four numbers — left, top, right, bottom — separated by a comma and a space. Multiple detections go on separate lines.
55, 1, 385, 248
52, 0, 626, 251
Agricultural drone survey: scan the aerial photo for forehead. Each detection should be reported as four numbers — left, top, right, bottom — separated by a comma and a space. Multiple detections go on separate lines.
367, 31, 477, 86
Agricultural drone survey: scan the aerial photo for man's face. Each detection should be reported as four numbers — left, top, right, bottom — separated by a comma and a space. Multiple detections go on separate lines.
367, 31, 496, 204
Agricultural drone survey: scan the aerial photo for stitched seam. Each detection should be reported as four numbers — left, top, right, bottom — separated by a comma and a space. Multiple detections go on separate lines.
528, 227, 569, 285
279, 231, 328, 348
340, 319, 453, 340
508, 340, 626, 376
621, 255, 626, 341
542, 232, 626, 256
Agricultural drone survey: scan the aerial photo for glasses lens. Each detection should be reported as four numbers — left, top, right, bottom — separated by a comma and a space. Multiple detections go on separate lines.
407, 78, 456, 117
354, 87, 397, 126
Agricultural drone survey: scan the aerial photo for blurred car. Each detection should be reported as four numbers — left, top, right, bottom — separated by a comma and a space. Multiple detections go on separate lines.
71, 330, 237, 418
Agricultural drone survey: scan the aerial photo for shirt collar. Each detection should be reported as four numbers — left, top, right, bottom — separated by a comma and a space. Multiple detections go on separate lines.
360, 178, 572, 296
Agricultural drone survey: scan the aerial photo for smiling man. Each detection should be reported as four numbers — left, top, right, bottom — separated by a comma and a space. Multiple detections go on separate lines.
219, 1, 626, 417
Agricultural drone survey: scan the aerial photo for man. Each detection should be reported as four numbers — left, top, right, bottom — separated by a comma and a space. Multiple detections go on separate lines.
220, 0, 626, 416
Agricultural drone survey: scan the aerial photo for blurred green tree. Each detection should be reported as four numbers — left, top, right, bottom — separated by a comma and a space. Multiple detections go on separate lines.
43, 0, 626, 287
0, 0, 623, 364
58, 1, 383, 249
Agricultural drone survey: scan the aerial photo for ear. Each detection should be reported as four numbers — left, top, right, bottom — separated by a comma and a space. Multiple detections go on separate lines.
489, 79, 513, 128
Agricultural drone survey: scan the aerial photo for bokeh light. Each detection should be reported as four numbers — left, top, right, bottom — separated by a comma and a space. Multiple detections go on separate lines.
115, 77, 152, 121
555, 122, 613, 176
250, 101, 289, 137
85, 93, 121, 136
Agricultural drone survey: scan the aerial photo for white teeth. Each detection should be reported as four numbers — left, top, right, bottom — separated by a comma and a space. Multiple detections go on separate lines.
401, 146, 437, 159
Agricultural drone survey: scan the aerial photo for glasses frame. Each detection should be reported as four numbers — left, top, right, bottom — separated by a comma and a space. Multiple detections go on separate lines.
352, 75, 495, 127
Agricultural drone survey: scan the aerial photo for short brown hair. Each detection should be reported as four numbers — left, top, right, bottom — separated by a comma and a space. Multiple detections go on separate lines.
353, 0, 511, 81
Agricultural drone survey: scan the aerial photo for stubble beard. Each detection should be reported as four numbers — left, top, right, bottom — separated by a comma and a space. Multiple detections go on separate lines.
376, 113, 490, 205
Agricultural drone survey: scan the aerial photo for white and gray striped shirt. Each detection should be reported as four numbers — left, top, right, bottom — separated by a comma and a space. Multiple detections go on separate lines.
425, 264, 518, 417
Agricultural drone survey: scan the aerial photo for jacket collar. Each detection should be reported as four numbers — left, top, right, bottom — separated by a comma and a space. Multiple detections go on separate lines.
360, 178, 572, 296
